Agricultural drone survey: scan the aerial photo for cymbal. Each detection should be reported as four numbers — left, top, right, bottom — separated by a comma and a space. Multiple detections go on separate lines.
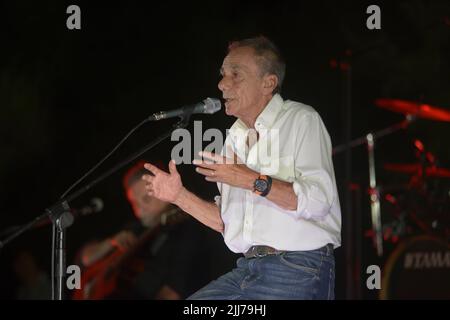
375, 99, 450, 122
384, 163, 450, 178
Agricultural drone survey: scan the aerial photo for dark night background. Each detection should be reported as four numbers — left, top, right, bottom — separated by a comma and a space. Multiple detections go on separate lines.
0, 0, 449, 300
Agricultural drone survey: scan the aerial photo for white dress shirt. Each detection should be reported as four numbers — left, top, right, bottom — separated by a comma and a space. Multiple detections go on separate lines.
215, 94, 341, 253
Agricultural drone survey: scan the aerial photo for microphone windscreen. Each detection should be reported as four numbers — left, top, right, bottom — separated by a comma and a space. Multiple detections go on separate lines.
203, 98, 221, 114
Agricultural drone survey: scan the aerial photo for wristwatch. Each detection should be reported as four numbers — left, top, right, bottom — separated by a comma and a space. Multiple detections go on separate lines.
253, 175, 272, 197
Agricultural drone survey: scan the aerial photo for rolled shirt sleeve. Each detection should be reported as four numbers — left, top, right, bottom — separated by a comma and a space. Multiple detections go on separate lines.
290, 112, 336, 221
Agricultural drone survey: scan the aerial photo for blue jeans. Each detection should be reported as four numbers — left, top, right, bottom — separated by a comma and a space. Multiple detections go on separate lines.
188, 244, 335, 300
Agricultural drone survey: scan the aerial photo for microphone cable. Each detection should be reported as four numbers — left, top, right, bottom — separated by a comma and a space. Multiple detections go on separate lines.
60, 118, 149, 200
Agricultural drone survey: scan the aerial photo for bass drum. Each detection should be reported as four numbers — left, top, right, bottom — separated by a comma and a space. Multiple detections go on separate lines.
380, 235, 450, 299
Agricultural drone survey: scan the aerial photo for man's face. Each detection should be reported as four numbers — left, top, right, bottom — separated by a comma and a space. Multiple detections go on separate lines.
218, 46, 268, 119
127, 179, 169, 222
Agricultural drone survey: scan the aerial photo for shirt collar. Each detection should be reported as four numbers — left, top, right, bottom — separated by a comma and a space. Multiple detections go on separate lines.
229, 94, 284, 137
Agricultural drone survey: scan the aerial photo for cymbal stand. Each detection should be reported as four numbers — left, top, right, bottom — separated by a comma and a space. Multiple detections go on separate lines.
333, 115, 415, 257
366, 133, 383, 256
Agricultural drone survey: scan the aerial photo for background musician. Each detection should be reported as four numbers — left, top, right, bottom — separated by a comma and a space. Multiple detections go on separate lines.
76, 160, 209, 300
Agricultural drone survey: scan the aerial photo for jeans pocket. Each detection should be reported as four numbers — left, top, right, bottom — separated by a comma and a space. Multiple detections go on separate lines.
278, 252, 320, 276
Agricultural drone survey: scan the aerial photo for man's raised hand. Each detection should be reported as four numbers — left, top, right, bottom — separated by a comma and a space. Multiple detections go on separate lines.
142, 160, 183, 203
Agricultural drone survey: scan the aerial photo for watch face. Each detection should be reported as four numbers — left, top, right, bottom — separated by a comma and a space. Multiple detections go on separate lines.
255, 179, 268, 192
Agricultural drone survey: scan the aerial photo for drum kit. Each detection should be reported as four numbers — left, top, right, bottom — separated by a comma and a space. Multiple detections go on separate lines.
373, 99, 450, 242
335, 98, 450, 299
364, 99, 450, 299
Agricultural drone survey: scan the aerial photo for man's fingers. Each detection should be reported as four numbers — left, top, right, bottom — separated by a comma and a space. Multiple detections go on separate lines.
195, 167, 215, 177
168, 159, 179, 175
144, 163, 164, 176
192, 159, 216, 169
205, 176, 219, 182
199, 151, 226, 164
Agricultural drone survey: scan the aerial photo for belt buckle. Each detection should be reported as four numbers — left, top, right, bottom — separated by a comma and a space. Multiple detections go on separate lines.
255, 246, 270, 258
245, 246, 276, 258
255, 246, 264, 258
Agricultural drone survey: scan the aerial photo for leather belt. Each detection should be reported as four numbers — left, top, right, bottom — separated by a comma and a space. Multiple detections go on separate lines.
244, 245, 285, 259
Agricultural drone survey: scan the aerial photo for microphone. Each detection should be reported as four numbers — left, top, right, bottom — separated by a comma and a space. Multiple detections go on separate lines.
72, 197, 104, 217
148, 97, 221, 121
31, 198, 104, 229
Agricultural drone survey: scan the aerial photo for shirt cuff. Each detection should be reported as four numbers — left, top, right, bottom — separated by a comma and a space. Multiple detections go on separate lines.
292, 179, 332, 221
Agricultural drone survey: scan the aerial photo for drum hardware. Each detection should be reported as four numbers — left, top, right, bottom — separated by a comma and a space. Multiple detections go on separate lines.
335, 98, 450, 257
334, 116, 415, 256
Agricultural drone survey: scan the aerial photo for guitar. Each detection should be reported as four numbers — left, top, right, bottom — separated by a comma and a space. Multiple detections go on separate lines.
72, 208, 187, 300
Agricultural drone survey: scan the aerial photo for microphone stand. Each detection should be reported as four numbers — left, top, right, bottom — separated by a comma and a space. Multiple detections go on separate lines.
0, 114, 192, 300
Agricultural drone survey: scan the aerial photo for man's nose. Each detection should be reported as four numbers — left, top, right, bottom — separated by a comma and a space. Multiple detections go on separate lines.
218, 76, 231, 92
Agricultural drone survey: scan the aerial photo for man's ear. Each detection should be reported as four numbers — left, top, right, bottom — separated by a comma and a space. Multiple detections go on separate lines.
262, 74, 278, 94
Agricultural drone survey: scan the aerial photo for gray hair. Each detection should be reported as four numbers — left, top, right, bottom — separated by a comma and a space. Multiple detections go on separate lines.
228, 36, 286, 94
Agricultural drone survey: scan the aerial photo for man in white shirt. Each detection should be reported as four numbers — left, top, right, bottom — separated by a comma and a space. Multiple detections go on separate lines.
143, 36, 341, 299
